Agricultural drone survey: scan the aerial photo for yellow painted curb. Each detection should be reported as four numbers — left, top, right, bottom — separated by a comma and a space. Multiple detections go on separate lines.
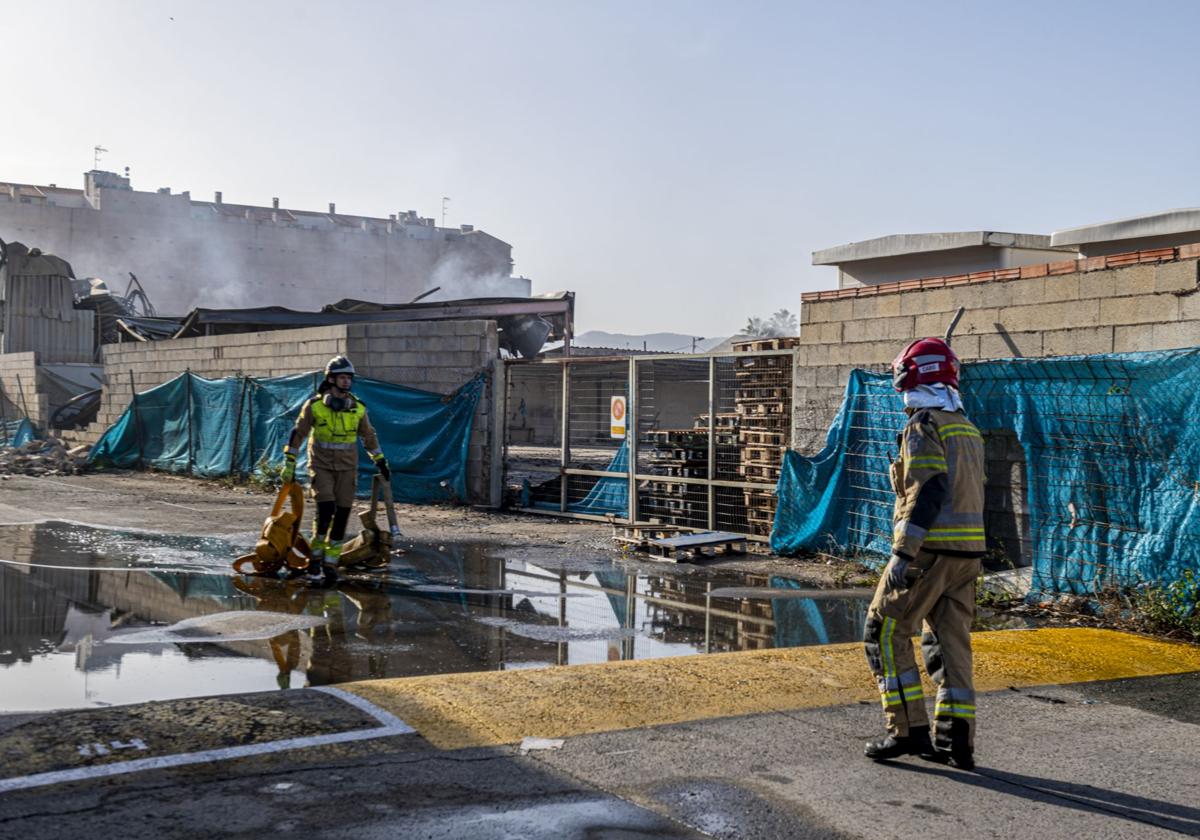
343, 627, 1200, 750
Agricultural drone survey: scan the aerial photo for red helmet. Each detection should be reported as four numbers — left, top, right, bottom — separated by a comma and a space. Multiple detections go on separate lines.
891, 337, 960, 392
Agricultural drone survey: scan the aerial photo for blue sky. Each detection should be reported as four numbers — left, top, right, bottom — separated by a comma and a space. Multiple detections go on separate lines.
2, 1, 1198, 335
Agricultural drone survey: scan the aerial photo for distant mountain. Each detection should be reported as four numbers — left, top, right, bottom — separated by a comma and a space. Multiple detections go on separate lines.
574, 331, 729, 353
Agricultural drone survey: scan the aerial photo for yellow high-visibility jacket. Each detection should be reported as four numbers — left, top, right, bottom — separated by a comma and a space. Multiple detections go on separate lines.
889, 408, 986, 558
292, 393, 381, 473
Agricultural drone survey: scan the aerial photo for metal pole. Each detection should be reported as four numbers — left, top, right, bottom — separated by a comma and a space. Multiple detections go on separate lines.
128, 369, 144, 468
627, 357, 638, 525
14, 374, 31, 422
704, 581, 712, 654
229, 375, 247, 477
559, 361, 570, 513
624, 572, 636, 660
707, 356, 716, 531
557, 570, 567, 666
185, 368, 195, 475
246, 378, 256, 470
490, 358, 506, 509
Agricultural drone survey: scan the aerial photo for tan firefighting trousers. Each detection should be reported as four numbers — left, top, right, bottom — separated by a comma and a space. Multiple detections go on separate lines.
863, 550, 980, 750
310, 468, 357, 507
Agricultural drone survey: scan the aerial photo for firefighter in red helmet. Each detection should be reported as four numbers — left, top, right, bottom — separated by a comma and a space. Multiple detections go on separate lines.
862, 336, 985, 770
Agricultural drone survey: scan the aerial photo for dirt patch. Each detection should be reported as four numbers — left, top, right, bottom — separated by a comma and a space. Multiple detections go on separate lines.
0, 471, 855, 587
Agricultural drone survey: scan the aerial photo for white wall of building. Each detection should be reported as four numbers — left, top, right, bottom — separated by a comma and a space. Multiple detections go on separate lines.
0, 173, 530, 315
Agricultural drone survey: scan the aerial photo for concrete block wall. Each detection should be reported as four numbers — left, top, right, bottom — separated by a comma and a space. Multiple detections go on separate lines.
793, 251, 1200, 566
0, 351, 47, 426
93, 326, 351, 433
794, 256, 1200, 451
345, 320, 498, 505
87, 320, 499, 505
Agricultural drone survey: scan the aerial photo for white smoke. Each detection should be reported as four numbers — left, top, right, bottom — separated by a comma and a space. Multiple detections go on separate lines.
422, 252, 530, 302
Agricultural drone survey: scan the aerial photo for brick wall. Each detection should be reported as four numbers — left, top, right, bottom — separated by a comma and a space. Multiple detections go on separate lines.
90, 320, 500, 504
0, 351, 46, 426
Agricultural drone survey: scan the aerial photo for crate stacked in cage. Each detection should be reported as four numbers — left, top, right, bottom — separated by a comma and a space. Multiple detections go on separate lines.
643, 427, 710, 526
731, 337, 797, 537
644, 413, 743, 528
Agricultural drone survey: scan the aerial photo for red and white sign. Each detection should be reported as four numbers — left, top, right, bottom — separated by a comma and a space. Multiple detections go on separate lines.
610, 396, 627, 439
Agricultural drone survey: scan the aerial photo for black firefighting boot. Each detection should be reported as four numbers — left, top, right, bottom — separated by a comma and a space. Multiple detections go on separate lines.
932, 720, 974, 770
864, 725, 937, 761
937, 738, 974, 770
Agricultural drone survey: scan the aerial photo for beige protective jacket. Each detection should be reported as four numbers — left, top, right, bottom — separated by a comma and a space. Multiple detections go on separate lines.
889, 408, 986, 558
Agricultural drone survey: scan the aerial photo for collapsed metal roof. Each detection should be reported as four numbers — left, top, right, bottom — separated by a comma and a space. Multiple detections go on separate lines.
166, 292, 574, 358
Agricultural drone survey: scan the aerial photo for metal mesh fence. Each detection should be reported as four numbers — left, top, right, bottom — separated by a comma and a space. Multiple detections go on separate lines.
636, 357, 712, 529
773, 349, 1200, 595
503, 349, 796, 536
504, 363, 563, 508
567, 361, 628, 469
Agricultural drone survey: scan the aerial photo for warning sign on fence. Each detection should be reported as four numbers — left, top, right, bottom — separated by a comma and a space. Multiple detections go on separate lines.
610, 396, 627, 439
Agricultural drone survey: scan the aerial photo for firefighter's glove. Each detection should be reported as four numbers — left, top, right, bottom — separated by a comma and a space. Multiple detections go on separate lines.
373, 454, 391, 482
885, 554, 909, 590
281, 448, 297, 484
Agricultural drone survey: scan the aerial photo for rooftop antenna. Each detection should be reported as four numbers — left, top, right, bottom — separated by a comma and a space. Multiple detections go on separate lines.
93, 145, 108, 169
441, 196, 451, 228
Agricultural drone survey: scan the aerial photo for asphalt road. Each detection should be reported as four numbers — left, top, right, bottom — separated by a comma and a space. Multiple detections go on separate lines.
1, 642, 1197, 839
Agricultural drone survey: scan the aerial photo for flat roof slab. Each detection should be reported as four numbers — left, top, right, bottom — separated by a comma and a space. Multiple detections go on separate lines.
813, 231, 1057, 265
1052, 208, 1200, 247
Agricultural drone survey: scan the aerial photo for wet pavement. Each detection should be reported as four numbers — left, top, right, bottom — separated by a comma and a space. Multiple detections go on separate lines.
0, 520, 1027, 713
0, 521, 865, 711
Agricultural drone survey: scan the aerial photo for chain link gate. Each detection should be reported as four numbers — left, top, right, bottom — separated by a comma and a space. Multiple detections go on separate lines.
503, 346, 795, 540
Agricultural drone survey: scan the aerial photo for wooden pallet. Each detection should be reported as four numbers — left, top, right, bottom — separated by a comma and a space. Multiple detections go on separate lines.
742, 446, 785, 464
612, 523, 688, 550
731, 337, 800, 352
694, 412, 741, 429
740, 430, 787, 446
735, 387, 791, 401
736, 401, 787, 417
740, 462, 782, 481
650, 452, 708, 465
646, 530, 748, 562
736, 415, 790, 430
649, 428, 708, 444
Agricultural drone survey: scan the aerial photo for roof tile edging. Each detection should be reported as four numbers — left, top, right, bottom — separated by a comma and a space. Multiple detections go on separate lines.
801, 243, 1200, 303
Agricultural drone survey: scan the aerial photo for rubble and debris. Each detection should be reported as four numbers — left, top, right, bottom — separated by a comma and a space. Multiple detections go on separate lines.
72, 272, 166, 344
0, 437, 90, 477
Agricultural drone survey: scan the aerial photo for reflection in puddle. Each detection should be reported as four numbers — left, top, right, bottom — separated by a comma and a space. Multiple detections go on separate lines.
108, 612, 327, 645
0, 521, 886, 711
476, 617, 640, 643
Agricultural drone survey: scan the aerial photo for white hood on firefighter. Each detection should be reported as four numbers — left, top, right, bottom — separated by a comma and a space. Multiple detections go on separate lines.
902, 383, 963, 412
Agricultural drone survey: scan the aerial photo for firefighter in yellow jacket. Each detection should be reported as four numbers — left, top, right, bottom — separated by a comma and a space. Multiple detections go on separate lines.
281, 356, 390, 577
863, 337, 985, 771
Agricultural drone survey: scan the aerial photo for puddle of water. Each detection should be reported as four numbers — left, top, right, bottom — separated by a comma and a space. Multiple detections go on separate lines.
0, 520, 1026, 712
108, 612, 328, 645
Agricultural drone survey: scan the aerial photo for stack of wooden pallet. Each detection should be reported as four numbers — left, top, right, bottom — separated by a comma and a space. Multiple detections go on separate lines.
643, 428, 709, 526
731, 337, 798, 536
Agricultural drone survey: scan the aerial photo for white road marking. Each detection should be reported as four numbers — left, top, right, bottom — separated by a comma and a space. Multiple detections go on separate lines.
0, 687, 413, 794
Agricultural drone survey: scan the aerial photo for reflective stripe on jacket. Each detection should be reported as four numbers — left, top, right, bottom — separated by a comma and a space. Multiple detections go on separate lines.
890, 408, 986, 557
